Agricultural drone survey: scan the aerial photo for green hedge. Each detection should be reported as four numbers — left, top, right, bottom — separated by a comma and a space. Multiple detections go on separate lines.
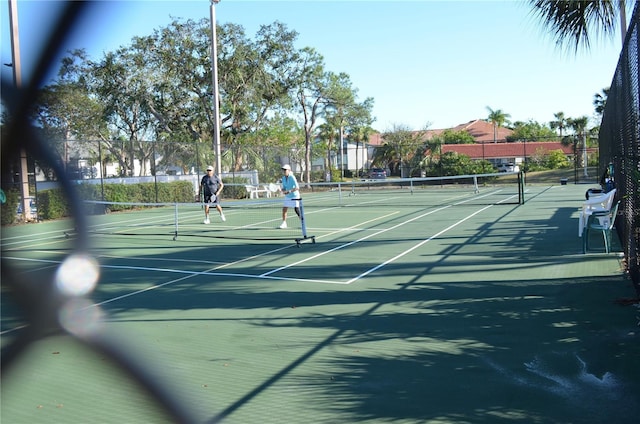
0, 189, 20, 225
224, 177, 252, 199
35, 181, 196, 221
37, 189, 71, 220
5, 178, 260, 223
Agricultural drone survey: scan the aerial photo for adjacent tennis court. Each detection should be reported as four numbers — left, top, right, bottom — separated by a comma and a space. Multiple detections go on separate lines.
2, 181, 639, 423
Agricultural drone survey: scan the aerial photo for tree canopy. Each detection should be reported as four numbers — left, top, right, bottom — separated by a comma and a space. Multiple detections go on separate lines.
30, 18, 374, 183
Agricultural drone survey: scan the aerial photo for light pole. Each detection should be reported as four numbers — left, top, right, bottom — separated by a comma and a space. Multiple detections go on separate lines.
583, 132, 588, 178
209, 0, 222, 175
8, 0, 31, 222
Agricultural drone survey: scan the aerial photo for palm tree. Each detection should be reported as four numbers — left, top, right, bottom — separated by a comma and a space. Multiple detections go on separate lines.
486, 106, 511, 143
528, 0, 629, 51
593, 87, 610, 117
569, 116, 589, 137
550, 111, 568, 137
569, 115, 590, 176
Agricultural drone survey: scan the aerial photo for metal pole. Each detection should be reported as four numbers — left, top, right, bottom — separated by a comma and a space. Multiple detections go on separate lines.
153, 141, 158, 203
583, 132, 588, 178
8, 0, 32, 222
339, 126, 344, 179
619, 0, 628, 45
209, 1, 222, 176
98, 140, 105, 200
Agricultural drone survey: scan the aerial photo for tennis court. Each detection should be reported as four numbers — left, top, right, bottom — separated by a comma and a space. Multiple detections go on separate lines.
2, 181, 639, 423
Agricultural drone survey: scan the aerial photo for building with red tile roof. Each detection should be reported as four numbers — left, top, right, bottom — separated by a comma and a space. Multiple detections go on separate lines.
441, 141, 574, 161
368, 119, 572, 167
448, 119, 514, 143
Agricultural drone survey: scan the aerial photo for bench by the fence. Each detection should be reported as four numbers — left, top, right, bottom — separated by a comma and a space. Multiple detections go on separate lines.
245, 185, 271, 199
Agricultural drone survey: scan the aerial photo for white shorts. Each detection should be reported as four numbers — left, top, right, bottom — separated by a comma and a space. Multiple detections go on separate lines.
283, 198, 300, 208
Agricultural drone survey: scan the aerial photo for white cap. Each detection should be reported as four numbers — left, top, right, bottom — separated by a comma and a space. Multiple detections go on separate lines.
206, 166, 214, 171
281, 164, 291, 170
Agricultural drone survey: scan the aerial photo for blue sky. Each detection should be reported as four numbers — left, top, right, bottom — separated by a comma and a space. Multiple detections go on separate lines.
1, 0, 630, 132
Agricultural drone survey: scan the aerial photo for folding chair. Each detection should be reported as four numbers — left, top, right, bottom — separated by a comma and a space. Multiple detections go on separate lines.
583, 200, 620, 254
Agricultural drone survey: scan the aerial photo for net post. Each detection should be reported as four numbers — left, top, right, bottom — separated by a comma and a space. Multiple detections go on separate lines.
518, 171, 525, 204
299, 198, 308, 238
173, 202, 178, 240
473, 176, 479, 194
295, 199, 315, 246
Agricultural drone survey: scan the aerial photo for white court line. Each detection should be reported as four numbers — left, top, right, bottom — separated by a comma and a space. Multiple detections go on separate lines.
263, 194, 512, 283
1, 209, 404, 327
2, 196, 514, 324
1, 233, 72, 248
260, 205, 453, 277
345, 205, 493, 283
0, 197, 512, 337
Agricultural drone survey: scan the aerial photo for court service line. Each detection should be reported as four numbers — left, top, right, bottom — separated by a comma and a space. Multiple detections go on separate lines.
91, 210, 401, 281
345, 204, 494, 284
1, 211, 401, 313
4, 256, 345, 290
1, 233, 72, 249
260, 204, 454, 278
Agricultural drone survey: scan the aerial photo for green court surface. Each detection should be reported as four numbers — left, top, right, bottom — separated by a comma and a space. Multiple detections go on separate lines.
2, 182, 639, 423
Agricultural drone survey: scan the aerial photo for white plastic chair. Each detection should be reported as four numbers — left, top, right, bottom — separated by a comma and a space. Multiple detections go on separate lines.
578, 188, 616, 236
583, 200, 620, 253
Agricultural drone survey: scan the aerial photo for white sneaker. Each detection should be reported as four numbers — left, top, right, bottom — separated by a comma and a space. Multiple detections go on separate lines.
278, 221, 287, 229
220, 213, 226, 222
204, 218, 210, 224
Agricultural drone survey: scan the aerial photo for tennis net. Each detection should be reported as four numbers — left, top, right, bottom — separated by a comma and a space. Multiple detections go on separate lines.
301, 172, 525, 209
75, 197, 315, 245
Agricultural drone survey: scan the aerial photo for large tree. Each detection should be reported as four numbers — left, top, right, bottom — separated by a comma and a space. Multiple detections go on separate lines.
292, 47, 330, 184
380, 123, 429, 177
507, 120, 557, 141
33, 17, 369, 183
323, 72, 374, 179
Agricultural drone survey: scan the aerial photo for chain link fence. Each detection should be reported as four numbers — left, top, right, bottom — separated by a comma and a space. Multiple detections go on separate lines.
598, 2, 640, 290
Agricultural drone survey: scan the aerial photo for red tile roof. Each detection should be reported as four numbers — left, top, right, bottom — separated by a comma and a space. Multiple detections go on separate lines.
449, 119, 514, 143
368, 120, 573, 161
370, 119, 514, 145
441, 141, 574, 160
